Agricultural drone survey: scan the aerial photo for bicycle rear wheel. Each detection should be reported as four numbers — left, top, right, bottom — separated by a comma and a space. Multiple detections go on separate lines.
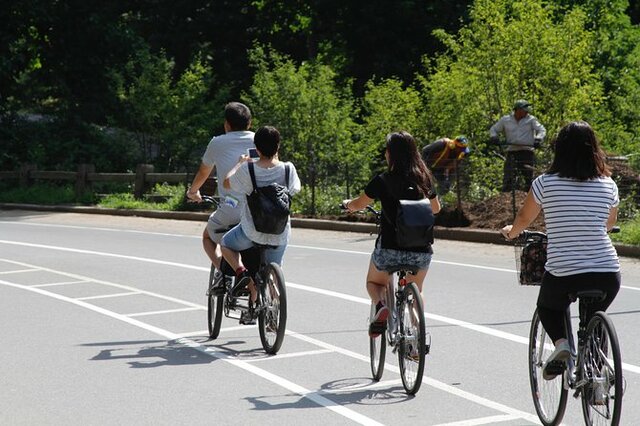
258, 263, 287, 354
580, 312, 623, 426
397, 282, 425, 395
369, 302, 386, 381
207, 266, 224, 339
528, 308, 568, 426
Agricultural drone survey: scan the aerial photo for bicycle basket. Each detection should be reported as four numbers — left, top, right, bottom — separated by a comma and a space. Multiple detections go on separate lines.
514, 236, 547, 286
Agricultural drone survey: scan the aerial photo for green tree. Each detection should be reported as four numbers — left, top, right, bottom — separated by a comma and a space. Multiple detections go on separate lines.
113, 48, 227, 171
420, 0, 605, 193
359, 78, 426, 174
246, 47, 358, 214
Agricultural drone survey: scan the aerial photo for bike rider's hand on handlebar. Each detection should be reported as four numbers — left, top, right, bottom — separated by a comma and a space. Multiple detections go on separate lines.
186, 188, 203, 203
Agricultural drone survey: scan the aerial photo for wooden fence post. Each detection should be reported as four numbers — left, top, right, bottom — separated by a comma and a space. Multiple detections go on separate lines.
19, 163, 37, 187
75, 163, 95, 199
134, 164, 154, 199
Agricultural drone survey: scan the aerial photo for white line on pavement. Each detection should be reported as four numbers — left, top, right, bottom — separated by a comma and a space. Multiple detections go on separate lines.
0, 259, 537, 425
75, 291, 140, 300
0, 268, 38, 274
0, 276, 383, 426
127, 307, 201, 317
31, 280, 89, 287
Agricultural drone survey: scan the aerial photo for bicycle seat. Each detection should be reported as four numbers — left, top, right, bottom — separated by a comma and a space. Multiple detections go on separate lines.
387, 264, 420, 275
573, 290, 607, 302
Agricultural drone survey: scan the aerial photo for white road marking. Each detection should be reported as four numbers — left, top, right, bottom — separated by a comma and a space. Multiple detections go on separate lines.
1, 242, 638, 373
31, 280, 89, 287
0, 276, 382, 426
75, 291, 140, 300
0, 268, 38, 274
243, 349, 334, 362
431, 414, 520, 426
0, 265, 540, 425
127, 307, 201, 317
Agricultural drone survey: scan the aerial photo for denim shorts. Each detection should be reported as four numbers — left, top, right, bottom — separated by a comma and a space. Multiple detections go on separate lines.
371, 246, 432, 273
221, 224, 286, 266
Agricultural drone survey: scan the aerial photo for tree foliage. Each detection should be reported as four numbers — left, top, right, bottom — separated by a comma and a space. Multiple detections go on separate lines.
245, 47, 358, 213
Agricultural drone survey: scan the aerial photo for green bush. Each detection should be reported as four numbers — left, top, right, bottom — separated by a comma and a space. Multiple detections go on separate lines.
0, 184, 96, 205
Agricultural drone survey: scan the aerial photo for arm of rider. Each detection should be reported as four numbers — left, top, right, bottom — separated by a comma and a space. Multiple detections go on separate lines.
429, 194, 441, 214
186, 163, 214, 202
500, 189, 542, 239
607, 206, 619, 232
342, 193, 374, 212
223, 155, 251, 190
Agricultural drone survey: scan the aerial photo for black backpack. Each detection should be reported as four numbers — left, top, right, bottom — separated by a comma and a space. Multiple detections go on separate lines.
383, 176, 435, 248
246, 161, 291, 235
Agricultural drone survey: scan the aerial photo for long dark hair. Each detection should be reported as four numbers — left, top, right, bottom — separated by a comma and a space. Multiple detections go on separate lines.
386, 131, 434, 196
548, 121, 610, 179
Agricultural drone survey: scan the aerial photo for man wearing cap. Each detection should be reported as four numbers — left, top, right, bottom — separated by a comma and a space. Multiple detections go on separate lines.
489, 100, 546, 192
421, 136, 470, 195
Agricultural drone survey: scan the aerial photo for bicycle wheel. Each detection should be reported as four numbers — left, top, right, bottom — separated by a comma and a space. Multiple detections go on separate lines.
369, 302, 386, 381
258, 263, 287, 354
580, 312, 623, 426
528, 308, 568, 426
207, 266, 224, 339
397, 282, 426, 395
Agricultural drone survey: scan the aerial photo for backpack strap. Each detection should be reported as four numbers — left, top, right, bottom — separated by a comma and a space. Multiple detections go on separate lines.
248, 161, 258, 191
284, 163, 290, 187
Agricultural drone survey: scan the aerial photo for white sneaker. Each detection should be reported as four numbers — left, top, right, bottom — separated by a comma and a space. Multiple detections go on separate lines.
542, 340, 571, 380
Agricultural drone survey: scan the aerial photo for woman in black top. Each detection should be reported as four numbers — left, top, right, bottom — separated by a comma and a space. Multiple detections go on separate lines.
343, 131, 440, 337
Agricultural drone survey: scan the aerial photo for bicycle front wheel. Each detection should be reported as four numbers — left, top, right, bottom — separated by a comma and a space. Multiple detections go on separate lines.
528, 308, 568, 426
369, 302, 386, 381
258, 263, 287, 354
207, 266, 224, 339
580, 312, 623, 426
397, 282, 426, 395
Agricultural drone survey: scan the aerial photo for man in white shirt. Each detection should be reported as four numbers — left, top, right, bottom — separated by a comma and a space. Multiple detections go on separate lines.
490, 100, 546, 192
186, 102, 255, 281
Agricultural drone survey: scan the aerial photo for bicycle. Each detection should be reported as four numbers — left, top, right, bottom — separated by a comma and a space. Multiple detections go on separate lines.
343, 204, 429, 395
201, 196, 287, 355
512, 230, 624, 425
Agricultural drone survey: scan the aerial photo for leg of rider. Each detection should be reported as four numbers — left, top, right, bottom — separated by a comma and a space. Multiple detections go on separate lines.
221, 225, 257, 302
537, 272, 571, 345
366, 261, 389, 305
202, 228, 221, 269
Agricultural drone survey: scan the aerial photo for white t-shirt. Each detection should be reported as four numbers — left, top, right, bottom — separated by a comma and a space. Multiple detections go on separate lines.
531, 174, 620, 276
229, 161, 302, 246
201, 130, 255, 202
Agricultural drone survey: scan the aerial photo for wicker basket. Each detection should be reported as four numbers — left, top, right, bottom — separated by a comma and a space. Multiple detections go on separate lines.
514, 234, 547, 286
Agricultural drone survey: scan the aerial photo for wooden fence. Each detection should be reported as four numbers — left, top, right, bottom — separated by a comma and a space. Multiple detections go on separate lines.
0, 164, 216, 199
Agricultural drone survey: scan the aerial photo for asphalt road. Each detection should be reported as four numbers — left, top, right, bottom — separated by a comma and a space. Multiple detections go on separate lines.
1, 210, 639, 425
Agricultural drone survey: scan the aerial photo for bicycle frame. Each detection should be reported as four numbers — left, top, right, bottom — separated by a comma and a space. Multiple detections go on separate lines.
384, 269, 420, 352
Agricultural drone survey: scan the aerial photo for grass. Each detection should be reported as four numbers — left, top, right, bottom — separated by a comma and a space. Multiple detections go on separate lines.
610, 217, 640, 245
0, 183, 96, 205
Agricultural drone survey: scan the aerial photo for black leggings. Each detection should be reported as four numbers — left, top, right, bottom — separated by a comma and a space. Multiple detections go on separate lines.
536, 271, 621, 342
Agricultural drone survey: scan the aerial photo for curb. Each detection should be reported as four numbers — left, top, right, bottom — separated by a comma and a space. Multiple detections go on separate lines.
2, 203, 639, 258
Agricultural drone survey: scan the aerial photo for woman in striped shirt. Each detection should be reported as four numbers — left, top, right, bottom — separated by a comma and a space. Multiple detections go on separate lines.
501, 120, 620, 380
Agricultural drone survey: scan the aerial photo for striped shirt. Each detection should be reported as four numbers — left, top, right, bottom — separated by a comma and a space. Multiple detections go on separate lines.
531, 174, 620, 276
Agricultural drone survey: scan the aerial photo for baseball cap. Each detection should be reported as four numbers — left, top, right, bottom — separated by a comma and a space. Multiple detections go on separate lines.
514, 99, 532, 112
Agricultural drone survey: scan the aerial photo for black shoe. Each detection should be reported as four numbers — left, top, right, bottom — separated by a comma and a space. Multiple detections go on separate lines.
230, 270, 252, 298
239, 303, 256, 325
